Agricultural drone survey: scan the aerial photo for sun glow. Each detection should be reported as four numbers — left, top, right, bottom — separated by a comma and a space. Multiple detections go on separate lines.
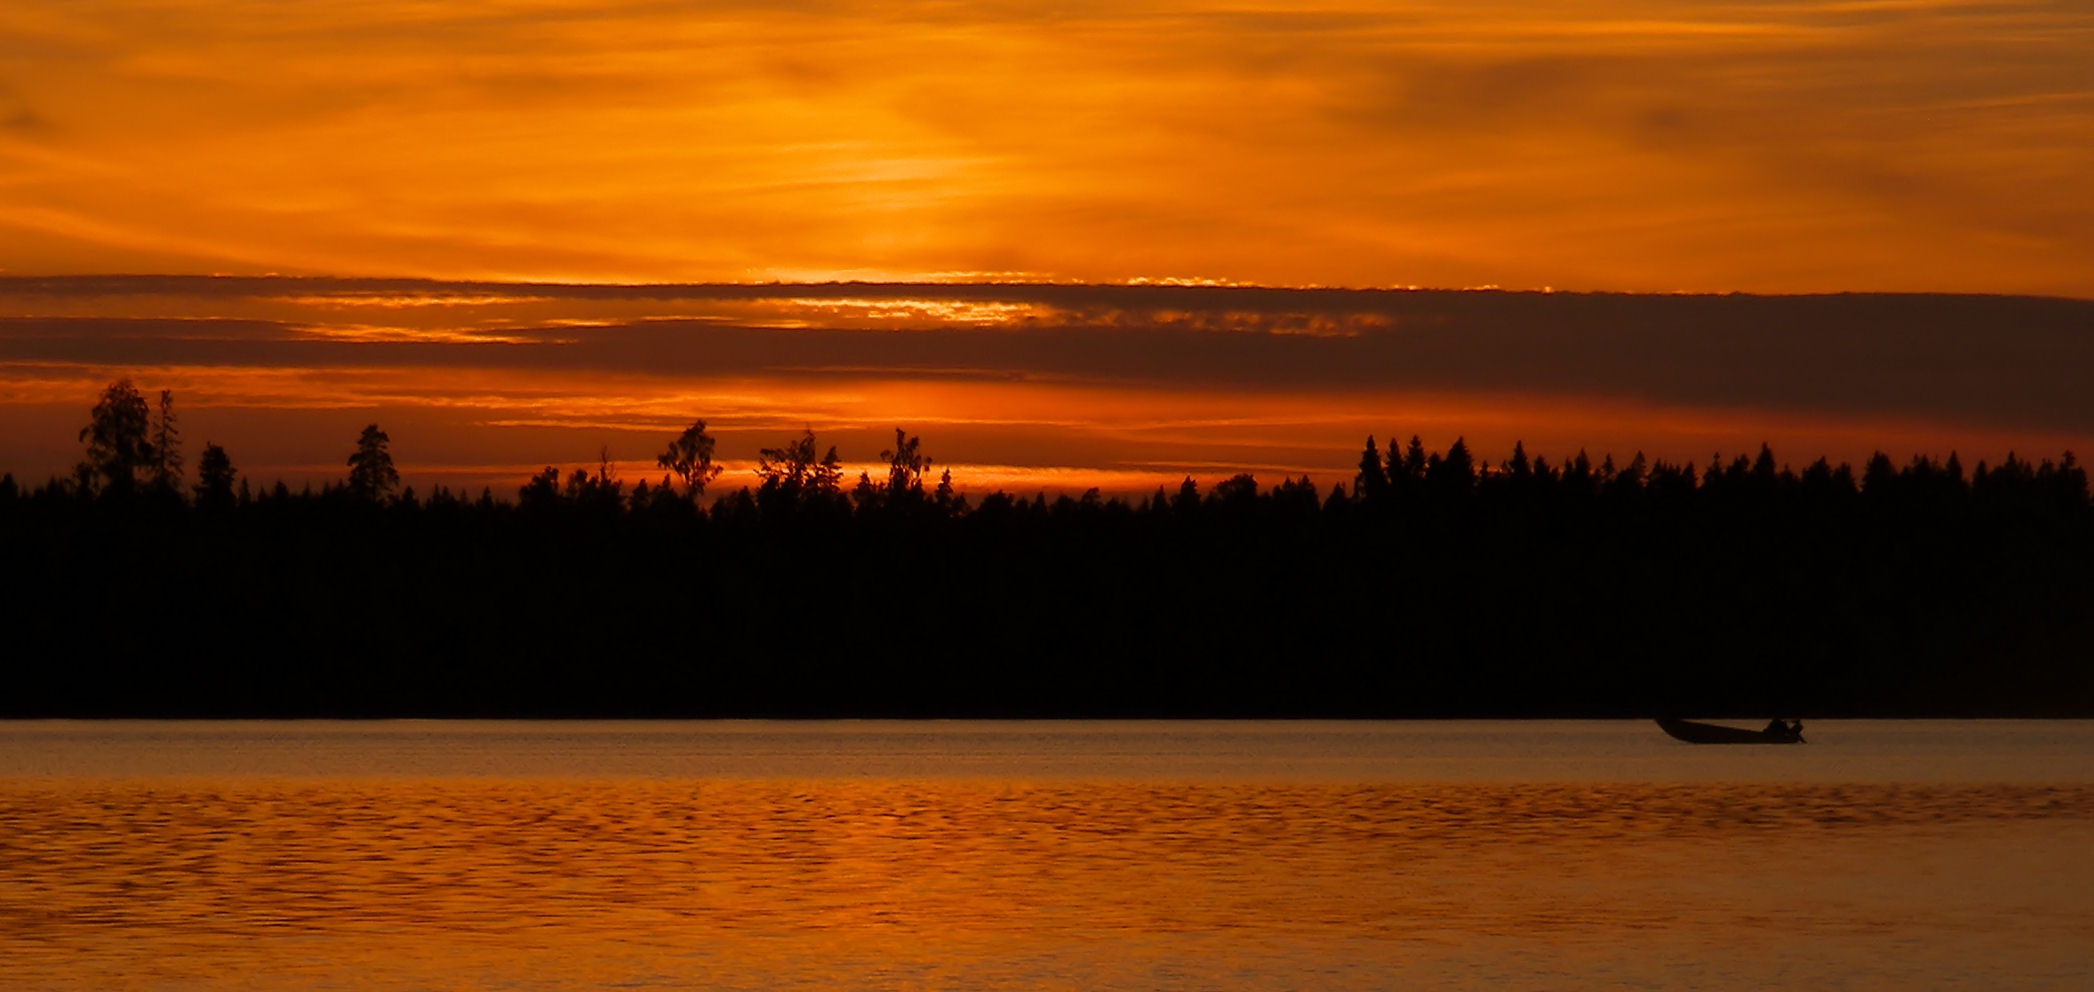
776, 298, 1043, 326
4, 278, 2091, 494
0, 2, 2087, 296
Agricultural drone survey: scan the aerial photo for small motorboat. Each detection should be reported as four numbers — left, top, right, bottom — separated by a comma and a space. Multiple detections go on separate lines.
1656, 716, 1805, 744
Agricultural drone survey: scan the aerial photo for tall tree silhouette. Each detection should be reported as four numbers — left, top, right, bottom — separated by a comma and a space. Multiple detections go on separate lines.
756, 428, 842, 510
194, 443, 236, 508
1355, 436, 1388, 502
2049, 452, 2089, 507
519, 466, 561, 510
811, 446, 843, 502
1396, 435, 1427, 490
1210, 473, 1259, 508
880, 428, 931, 500
1506, 441, 1533, 481
571, 447, 625, 513
1428, 436, 1476, 493
1751, 443, 1780, 487
149, 389, 182, 496
1862, 452, 1897, 497
346, 424, 400, 500
1173, 476, 1200, 514
657, 419, 722, 499
756, 430, 815, 493
78, 380, 153, 497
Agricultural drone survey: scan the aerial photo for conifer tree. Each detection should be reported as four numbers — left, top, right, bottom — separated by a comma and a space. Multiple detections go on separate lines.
346, 423, 399, 500
194, 443, 236, 508
149, 389, 182, 496
1355, 436, 1387, 501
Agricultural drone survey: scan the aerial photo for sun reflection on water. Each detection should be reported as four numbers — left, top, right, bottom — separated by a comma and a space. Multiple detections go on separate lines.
2, 722, 2092, 989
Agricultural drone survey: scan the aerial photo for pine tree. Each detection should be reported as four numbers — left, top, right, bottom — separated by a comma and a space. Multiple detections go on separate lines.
149, 389, 183, 496
1355, 436, 1387, 502
346, 424, 400, 500
194, 443, 236, 508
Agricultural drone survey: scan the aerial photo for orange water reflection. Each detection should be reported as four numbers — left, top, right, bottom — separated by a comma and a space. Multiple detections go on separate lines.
2, 778, 2090, 990
5, 722, 2093, 989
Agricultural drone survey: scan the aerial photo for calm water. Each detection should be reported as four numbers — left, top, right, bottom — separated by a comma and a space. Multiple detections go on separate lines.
2, 721, 2090, 991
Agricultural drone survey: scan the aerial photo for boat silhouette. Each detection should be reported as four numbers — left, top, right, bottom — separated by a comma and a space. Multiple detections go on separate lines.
1655, 717, 1805, 744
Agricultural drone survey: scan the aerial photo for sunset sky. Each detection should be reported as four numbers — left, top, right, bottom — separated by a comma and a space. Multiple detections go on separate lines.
3, 2, 2090, 493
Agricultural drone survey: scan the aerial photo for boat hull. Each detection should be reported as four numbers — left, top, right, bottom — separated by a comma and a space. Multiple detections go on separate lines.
1655, 717, 1804, 744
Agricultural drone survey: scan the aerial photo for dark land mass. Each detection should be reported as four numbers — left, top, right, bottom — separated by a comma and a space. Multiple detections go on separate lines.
5, 436, 2091, 719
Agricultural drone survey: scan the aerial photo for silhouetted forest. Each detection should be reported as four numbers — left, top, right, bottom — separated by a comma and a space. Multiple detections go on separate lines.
4, 381, 2091, 718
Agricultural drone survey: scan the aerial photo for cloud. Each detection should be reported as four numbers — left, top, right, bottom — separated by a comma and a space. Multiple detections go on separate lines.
3, 3, 2092, 294
4, 278, 2092, 440
1, 105, 53, 134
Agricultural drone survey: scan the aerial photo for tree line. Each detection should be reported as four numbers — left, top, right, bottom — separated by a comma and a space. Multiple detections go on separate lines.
23, 381, 2088, 524
48, 379, 400, 508
3, 380, 2089, 718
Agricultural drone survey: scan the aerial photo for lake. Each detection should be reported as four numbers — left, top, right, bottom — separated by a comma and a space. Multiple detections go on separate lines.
2, 720, 2090, 990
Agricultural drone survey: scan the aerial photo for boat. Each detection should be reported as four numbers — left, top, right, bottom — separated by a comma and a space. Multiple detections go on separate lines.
1655, 717, 1805, 744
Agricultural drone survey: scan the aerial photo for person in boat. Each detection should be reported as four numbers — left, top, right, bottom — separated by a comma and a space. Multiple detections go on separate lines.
1760, 718, 1805, 741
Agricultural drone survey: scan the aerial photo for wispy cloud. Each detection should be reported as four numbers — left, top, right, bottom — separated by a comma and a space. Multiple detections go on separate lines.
1, 278, 2088, 492
1, 3, 2090, 294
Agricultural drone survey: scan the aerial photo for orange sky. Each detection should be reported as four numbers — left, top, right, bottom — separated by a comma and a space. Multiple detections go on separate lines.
3, 5, 2091, 494
3, 279, 2089, 495
2, 1, 2091, 295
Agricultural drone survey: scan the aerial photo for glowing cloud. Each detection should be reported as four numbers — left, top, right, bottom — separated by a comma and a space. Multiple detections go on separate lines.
2, 278, 2088, 494
0, 3, 2089, 295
